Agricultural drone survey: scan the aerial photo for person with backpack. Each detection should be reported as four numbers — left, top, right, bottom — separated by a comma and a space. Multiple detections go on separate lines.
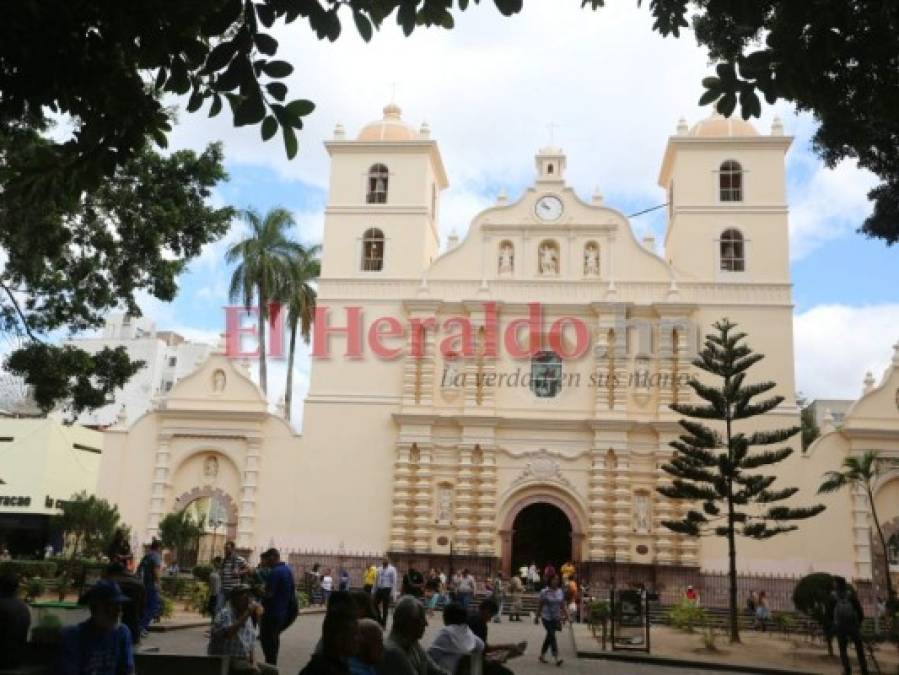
259, 548, 297, 667
136, 539, 162, 637
829, 576, 869, 675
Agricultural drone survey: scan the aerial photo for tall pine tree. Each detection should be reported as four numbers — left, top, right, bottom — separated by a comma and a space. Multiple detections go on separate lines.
657, 319, 825, 642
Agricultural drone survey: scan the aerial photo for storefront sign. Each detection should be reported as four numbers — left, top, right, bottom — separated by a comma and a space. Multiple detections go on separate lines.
0, 495, 31, 507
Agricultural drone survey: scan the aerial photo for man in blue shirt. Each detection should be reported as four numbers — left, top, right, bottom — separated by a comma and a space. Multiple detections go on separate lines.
60, 580, 135, 675
259, 547, 296, 665
137, 539, 162, 636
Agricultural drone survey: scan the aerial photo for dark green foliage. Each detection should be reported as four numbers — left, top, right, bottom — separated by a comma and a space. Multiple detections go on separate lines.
0, 123, 233, 415
0, 560, 58, 579
800, 404, 820, 451
158, 509, 204, 565
658, 319, 825, 641
793, 572, 840, 636
54, 492, 123, 559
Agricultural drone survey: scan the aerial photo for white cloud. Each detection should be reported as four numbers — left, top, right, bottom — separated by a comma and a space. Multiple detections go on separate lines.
794, 304, 899, 400
788, 158, 878, 261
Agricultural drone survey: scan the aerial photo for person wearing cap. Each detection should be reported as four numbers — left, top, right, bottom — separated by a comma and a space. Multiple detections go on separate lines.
259, 547, 296, 666
208, 584, 273, 673
59, 579, 135, 675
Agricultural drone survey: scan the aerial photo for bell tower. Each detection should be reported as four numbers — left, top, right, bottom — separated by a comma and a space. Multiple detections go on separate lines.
321, 103, 449, 280
657, 113, 792, 284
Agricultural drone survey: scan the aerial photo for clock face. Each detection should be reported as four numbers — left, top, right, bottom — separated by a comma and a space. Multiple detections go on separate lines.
535, 195, 563, 222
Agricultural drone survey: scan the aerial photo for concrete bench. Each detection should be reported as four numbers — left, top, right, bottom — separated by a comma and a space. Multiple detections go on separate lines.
134, 653, 230, 675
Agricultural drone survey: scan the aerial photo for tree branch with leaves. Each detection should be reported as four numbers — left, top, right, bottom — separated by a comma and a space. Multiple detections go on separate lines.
657, 319, 825, 642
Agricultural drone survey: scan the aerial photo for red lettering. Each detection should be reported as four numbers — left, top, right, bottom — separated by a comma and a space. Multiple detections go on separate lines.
548, 316, 590, 359
266, 302, 285, 358
369, 317, 405, 359
503, 303, 543, 358
440, 316, 474, 357
224, 306, 260, 358
409, 317, 437, 358
312, 306, 363, 358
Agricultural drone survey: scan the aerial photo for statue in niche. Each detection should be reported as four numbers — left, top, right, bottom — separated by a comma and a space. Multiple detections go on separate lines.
212, 369, 226, 393
203, 455, 219, 479
634, 358, 651, 391
436, 486, 453, 522
498, 243, 514, 274
584, 244, 599, 276
634, 493, 651, 532
539, 243, 558, 275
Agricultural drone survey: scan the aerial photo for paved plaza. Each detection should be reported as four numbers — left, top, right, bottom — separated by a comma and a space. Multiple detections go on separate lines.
142, 612, 736, 675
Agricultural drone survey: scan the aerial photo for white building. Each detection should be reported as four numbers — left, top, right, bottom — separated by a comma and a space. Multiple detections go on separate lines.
61, 313, 213, 427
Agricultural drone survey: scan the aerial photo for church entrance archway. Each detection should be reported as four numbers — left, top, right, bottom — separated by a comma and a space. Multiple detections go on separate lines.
511, 503, 571, 576
499, 491, 585, 578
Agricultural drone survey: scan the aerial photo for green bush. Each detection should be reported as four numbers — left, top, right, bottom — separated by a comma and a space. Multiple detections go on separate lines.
192, 564, 213, 583
161, 575, 190, 598
296, 590, 310, 610
588, 600, 611, 626
160, 595, 174, 619
793, 572, 843, 635
773, 612, 795, 635
188, 581, 211, 616
0, 560, 58, 579
25, 577, 46, 600
666, 600, 709, 633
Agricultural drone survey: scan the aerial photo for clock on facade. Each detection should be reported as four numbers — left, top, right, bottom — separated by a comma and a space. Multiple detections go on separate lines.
535, 195, 563, 221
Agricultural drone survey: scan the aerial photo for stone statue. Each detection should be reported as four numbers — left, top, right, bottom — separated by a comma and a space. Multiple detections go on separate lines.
212, 369, 226, 392
634, 493, 650, 532
584, 245, 599, 276
204, 455, 219, 479
442, 358, 462, 389
498, 243, 514, 274
539, 244, 558, 275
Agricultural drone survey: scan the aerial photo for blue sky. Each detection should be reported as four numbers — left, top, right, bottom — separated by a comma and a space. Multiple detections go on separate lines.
128, 2, 897, 426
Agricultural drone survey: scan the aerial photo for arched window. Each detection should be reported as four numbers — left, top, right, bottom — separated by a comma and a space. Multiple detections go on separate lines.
719, 160, 743, 202
361, 228, 385, 271
719, 228, 745, 272
366, 163, 389, 204
547, 163, 554, 175
531, 350, 562, 398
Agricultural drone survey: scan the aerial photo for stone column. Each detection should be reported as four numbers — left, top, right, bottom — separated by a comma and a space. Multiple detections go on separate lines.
412, 444, 433, 552
454, 445, 475, 554
389, 445, 414, 551
587, 448, 612, 560
476, 447, 497, 555
653, 441, 675, 564
612, 450, 632, 561
146, 435, 172, 540
236, 437, 262, 548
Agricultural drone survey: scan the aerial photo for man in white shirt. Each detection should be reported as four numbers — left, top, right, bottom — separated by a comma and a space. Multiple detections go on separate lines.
374, 558, 397, 627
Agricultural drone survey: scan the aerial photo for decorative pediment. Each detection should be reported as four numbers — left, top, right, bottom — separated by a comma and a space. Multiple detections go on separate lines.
510, 451, 573, 490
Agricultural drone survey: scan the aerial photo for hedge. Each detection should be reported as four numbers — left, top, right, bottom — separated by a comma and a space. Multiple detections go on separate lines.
0, 561, 58, 579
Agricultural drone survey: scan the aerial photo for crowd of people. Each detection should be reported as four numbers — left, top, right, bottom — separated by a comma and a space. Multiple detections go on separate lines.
0, 540, 883, 674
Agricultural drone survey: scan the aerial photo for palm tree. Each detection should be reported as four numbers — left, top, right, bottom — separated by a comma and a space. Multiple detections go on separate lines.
226, 207, 303, 394
280, 243, 321, 422
819, 450, 896, 605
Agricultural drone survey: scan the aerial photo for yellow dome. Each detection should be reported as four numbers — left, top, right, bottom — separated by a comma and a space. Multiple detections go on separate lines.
357, 103, 419, 142
689, 112, 758, 138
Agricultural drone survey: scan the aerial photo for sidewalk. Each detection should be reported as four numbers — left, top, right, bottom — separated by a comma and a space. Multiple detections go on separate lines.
572, 622, 894, 675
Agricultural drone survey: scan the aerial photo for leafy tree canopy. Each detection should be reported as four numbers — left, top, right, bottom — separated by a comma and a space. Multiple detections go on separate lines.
54, 491, 123, 559
1, 1, 896, 241
0, 124, 233, 417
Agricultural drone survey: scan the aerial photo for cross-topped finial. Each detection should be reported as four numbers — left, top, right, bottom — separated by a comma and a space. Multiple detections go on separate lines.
547, 121, 559, 146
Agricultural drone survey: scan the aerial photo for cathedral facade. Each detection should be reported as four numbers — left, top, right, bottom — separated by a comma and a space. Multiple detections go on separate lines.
98, 104, 899, 598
